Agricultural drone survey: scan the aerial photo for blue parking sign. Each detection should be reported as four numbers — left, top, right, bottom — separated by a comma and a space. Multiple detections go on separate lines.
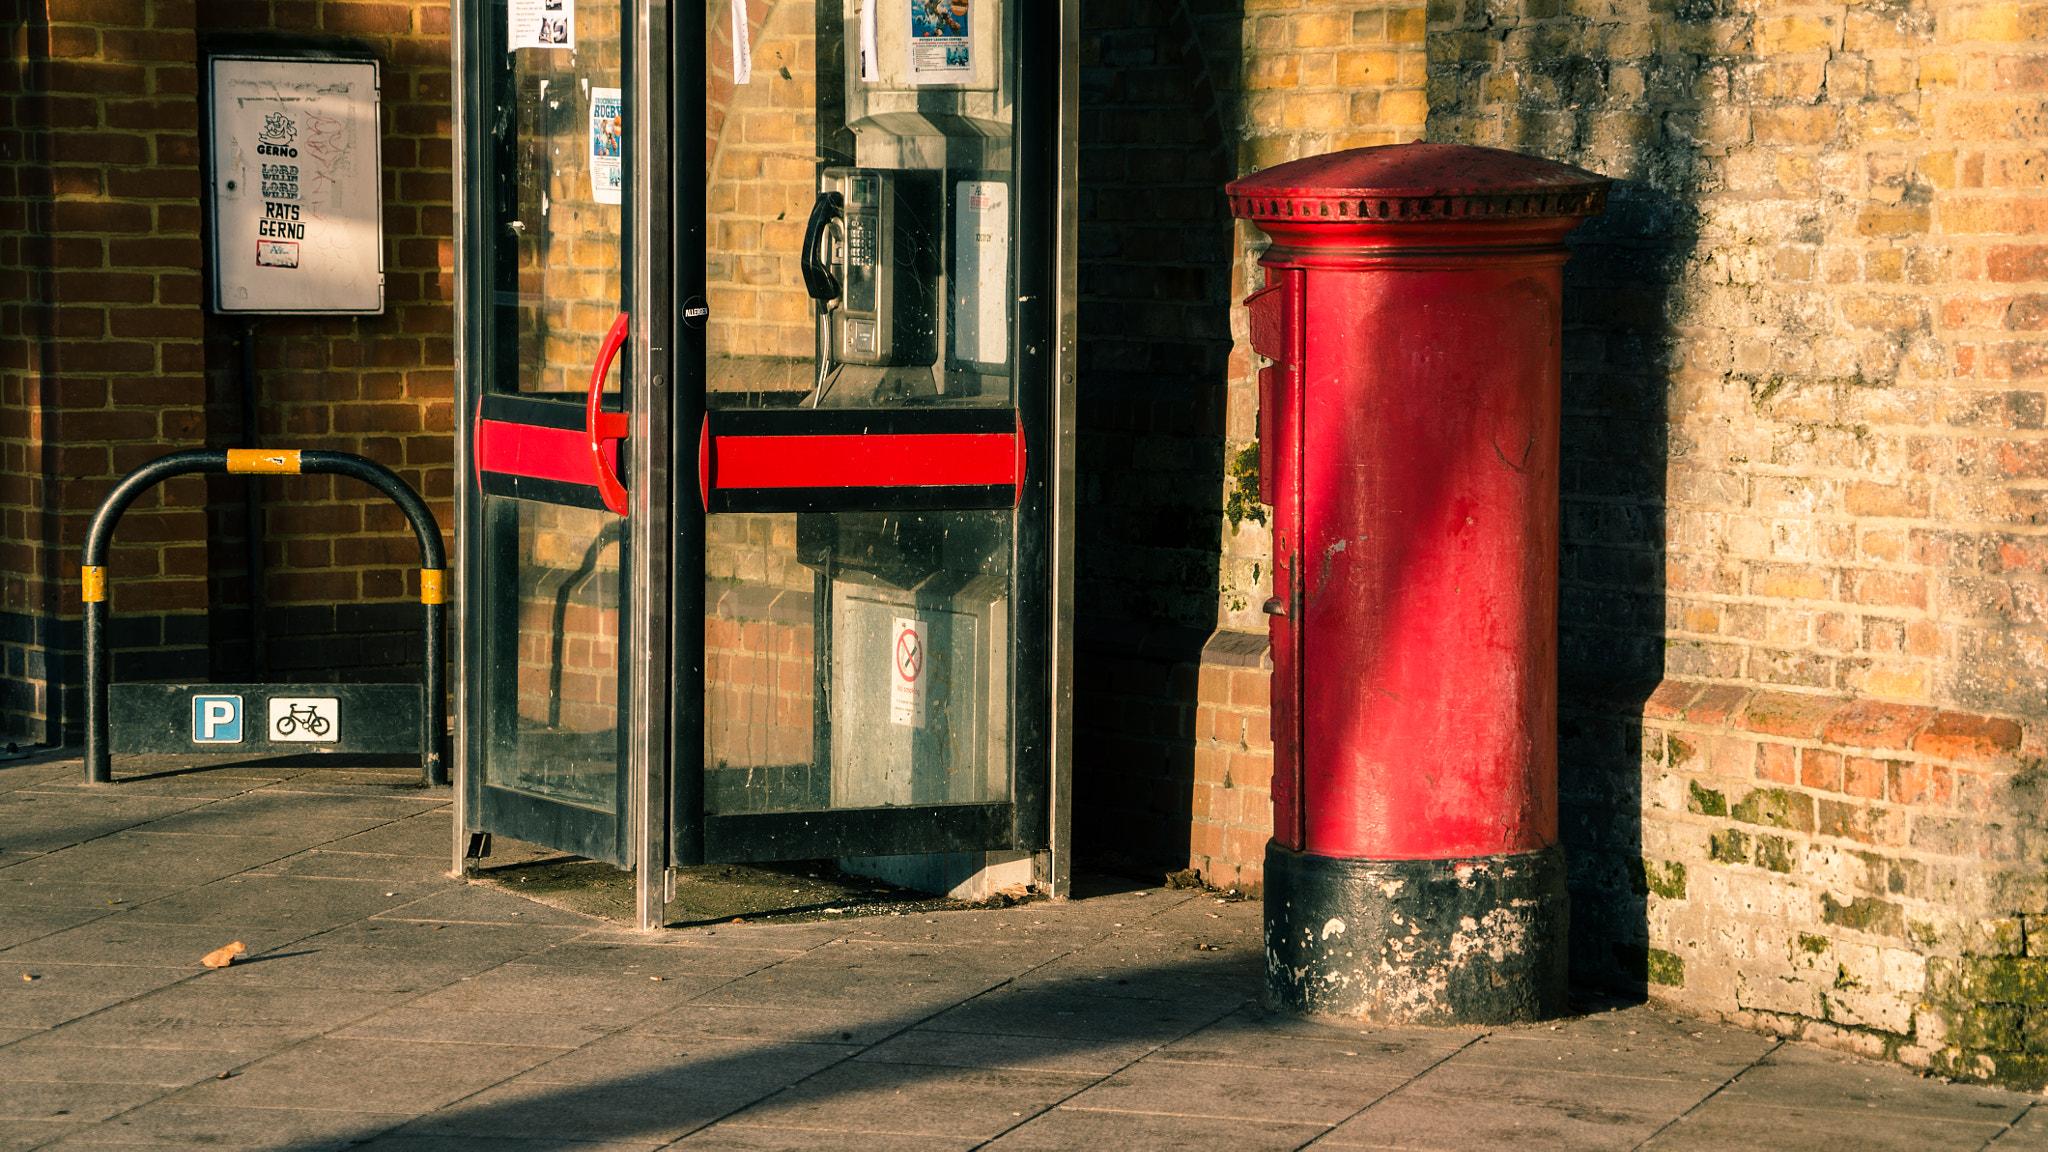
192, 695, 243, 743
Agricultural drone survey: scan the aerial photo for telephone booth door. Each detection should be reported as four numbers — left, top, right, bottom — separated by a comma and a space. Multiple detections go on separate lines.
454, 0, 1077, 929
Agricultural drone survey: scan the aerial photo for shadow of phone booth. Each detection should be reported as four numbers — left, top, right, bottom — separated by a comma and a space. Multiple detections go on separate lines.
452, 0, 1079, 928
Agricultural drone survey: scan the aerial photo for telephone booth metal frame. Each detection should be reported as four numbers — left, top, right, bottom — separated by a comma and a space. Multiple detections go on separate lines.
449, 0, 1080, 929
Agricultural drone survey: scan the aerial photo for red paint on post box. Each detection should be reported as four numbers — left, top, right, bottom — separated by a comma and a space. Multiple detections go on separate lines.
1229, 144, 1608, 863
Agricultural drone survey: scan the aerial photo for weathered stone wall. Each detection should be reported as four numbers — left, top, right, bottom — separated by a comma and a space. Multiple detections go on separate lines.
1429, 0, 2048, 1084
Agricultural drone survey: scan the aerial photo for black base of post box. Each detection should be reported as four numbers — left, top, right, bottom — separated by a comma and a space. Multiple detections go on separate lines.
1263, 841, 1569, 1025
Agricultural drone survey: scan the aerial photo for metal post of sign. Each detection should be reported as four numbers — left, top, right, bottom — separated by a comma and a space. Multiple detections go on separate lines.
82, 448, 446, 786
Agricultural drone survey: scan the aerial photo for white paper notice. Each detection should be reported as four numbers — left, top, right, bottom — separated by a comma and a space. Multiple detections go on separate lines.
589, 87, 622, 205
890, 617, 928, 728
859, 0, 879, 82
953, 180, 1008, 365
908, 0, 972, 84
509, 0, 574, 50
730, 0, 752, 83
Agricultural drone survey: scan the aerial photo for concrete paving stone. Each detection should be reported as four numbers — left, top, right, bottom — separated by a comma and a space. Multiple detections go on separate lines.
697, 966, 1010, 1011
1989, 1105, 2048, 1149
0, 1041, 244, 1085
0, 1078, 172, 1123
921, 984, 1239, 1043
352, 1131, 663, 1139
1192, 1006, 1477, 1050
1004, 967, 1258, 1010
0, 1119, 94, 1152
154, 788, 441, 824
0, 1027, 39, 1044
0, 792, 212, 853
579, 926, 820, 952
1320, 1062, 1721, 1151
1149, 1022, 1464, 1078
1, 917, 303, 970
37, 984, 410, 1052
395, 1077, 764, 1143
672, 1125, 978, 1151
332, 1005, 633, 1049
268, 773, 447, 794
1716, 1041, 2034, 1121
197, 921, 578, 993
519, 1032, 853, 1086
0, 904, 116, 950
256, 850, 461, 883
304, 811, 454, 859
135, 803, 422, 843
43, 779, 282, 800
0, 963, 199, 1030
1456, 1028, 1770, 1080
721, 1059, 1097, 1139
1640, 1102, 2010, 1152
630, 1003, 924, 1046
856, 1026, 1157, 1075
119, 874, 451, 931
0, 833, 302, 889
510, 940, 793, 979
407, 964, 721, 1019
36, 1103, 409, 1148
172, 1037, 563, 1113
0, 879, 188, 911
981, 1106, 1329, 1152
379, 884, 609, 927
1062, 1057, 1402, 1126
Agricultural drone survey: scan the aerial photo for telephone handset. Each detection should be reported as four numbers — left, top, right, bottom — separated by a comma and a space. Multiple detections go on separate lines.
803, 167, 940, 368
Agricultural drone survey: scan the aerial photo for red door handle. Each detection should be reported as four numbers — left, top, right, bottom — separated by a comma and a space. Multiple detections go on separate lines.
587, 311, 631, 516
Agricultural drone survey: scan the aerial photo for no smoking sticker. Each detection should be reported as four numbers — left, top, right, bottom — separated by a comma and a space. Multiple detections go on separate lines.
890, 617, 927, 728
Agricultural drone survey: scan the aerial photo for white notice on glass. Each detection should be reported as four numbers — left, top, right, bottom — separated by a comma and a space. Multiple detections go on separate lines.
890, 617, 928, 728
859, 0, 879, 81
907, 0, 972, 84
730, 0, 752, 83
589, 87, 622, 205
509, 0, 574, 49
953, 180, 1007, 365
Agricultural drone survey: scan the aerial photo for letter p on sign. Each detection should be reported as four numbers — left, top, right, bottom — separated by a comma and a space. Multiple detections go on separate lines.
193, 696, 243, 744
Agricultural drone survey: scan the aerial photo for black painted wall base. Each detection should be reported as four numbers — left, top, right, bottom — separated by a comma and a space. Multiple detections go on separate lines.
1264, 840, 1569, 1025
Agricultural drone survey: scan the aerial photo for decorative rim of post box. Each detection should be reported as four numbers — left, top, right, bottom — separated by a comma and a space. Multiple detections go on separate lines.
1226, 142, 1610, 224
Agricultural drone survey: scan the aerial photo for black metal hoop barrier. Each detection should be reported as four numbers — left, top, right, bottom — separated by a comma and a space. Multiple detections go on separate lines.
82, 449, 447, 786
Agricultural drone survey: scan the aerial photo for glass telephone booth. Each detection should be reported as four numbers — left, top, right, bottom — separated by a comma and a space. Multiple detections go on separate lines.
452, 0, 1078, 928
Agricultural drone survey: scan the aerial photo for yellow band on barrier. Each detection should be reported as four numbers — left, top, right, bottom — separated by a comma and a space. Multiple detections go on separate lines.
420, 569, 445, 605
81, 566, 106, 603
226, 448, 302, 474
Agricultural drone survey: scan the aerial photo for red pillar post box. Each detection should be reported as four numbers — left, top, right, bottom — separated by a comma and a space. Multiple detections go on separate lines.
1228, 144, 1609, 1024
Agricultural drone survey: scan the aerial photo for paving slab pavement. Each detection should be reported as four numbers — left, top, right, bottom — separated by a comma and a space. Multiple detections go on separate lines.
3, 749, 2043, 1150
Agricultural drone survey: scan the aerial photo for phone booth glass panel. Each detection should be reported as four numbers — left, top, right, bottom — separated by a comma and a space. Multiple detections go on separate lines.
454, 0, 1074, 924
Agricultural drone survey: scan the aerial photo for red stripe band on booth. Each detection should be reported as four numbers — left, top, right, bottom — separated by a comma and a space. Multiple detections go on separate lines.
709, 432, 1018, 491
477, 419, 616, 485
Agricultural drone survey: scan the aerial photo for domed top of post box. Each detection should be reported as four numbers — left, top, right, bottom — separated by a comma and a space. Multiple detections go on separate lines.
1227, 143, 1609, 225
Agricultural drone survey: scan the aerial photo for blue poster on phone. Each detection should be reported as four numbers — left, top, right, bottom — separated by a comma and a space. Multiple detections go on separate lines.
908, 0, 971, 84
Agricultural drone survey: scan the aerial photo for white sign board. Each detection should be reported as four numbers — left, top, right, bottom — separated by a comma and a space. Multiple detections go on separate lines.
208, 56, 383, 315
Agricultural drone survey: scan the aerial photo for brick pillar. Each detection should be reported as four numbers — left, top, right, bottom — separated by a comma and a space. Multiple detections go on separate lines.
2, 0, 207, 743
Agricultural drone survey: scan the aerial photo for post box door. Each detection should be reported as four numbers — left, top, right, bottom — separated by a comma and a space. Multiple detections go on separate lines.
675, 0, 1064, 868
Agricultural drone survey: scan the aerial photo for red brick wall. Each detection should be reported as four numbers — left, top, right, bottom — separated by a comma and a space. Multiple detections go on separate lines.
197, 0, 454, 682
2, 0, 210, 740
0, 0, 455, 742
